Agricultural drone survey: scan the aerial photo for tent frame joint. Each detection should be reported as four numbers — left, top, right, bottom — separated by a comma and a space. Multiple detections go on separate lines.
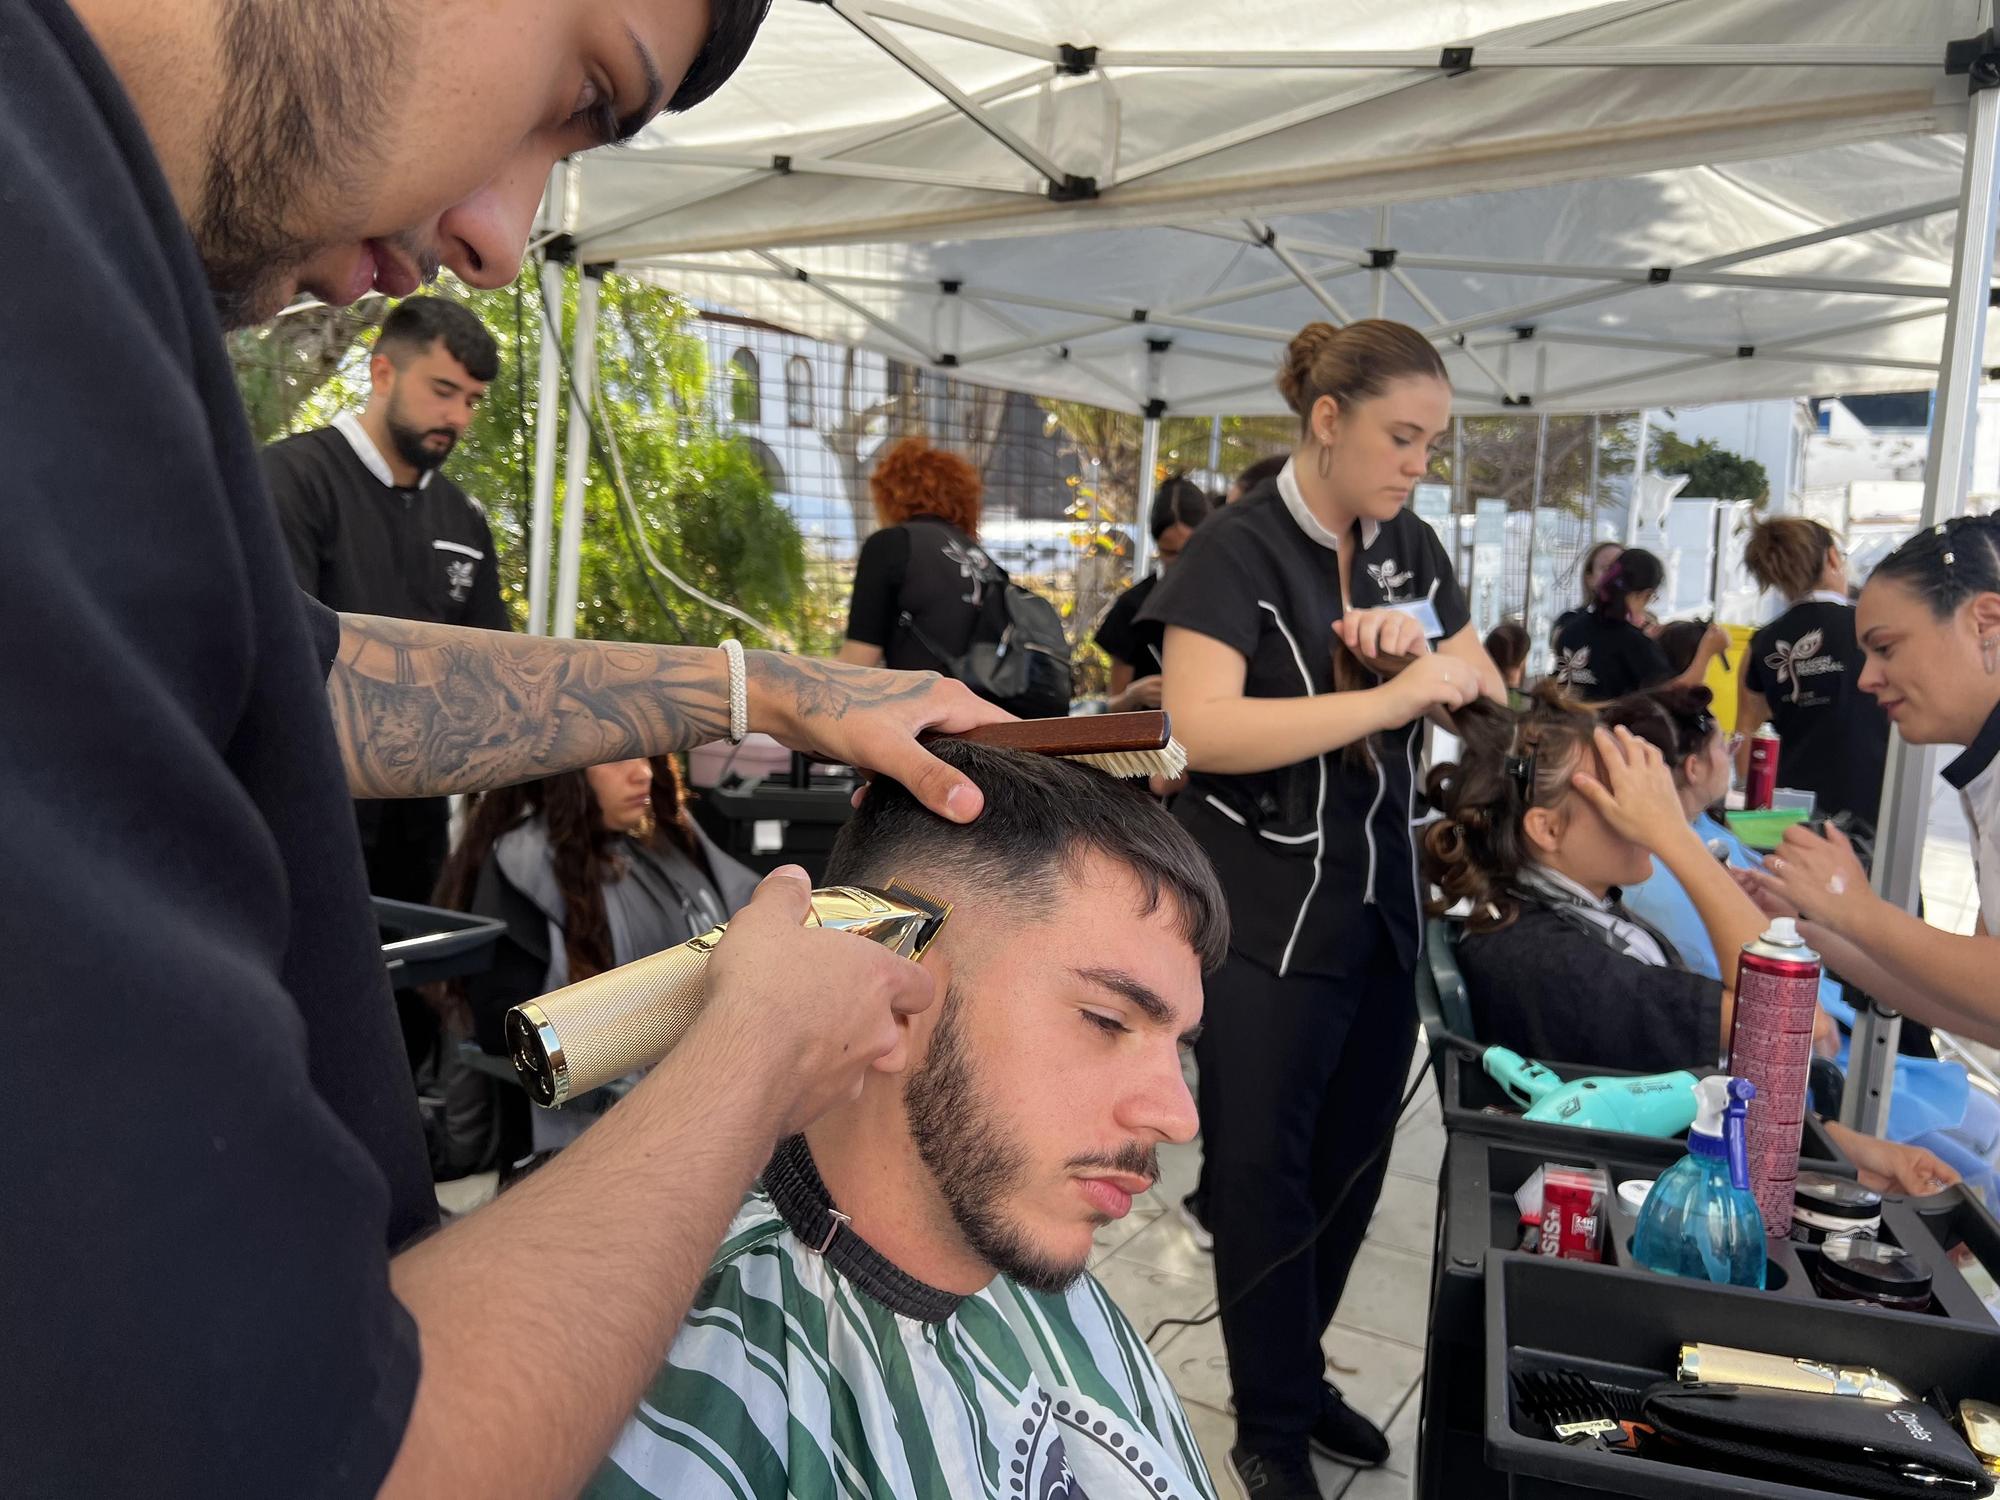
1737, 344, 1755, 358
1946, 28, 2000, 92
542, 233, 576, 265
1058, 43, 1098, 76
1512, 324, 1535, 340
1648, 266, 1673, 284
1049, 173, 1100, 203
1147, 337, 1174, 354
1144, 398, 1168, 419
1439, 45, 1474, 76
1367, 247, 1398, 270
771, 154, 794, 174
1501, 394, 1533, 407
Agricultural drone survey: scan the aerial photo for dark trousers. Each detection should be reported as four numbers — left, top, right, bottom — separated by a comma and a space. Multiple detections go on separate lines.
357, 796, 451, 1069
1198, 930, 1417, 1457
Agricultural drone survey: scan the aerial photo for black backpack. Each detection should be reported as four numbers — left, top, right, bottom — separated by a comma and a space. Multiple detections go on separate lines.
897, 523, 1073, 719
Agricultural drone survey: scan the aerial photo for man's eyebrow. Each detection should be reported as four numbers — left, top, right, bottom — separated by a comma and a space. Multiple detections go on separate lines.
616, 27, 668, 143
1074, 965, 1200, 1045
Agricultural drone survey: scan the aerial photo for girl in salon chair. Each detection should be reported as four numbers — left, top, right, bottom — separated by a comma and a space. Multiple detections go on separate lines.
1420, 685, 1956, 1196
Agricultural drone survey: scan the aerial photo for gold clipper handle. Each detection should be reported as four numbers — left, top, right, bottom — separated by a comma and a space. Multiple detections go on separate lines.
506, 927, 724, 1107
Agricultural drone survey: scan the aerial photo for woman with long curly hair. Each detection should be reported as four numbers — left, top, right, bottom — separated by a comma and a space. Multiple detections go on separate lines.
837, 435, 997, 674
433, 753, 758, 1153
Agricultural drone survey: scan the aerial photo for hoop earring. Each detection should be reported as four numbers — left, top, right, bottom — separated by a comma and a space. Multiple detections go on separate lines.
1315, 444, 1333, 481
1984, 635, 1999, 676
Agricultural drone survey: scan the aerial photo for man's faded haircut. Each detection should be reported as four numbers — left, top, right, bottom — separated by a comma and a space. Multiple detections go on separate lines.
670, 0, 775, 112
824, 740, 1231, 973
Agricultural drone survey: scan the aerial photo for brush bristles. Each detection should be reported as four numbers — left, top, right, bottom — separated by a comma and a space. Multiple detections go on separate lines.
1063, 739, 1188, 781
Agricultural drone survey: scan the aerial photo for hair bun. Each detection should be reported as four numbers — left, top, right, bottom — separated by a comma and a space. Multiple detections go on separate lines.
1277, 321, 1342, 416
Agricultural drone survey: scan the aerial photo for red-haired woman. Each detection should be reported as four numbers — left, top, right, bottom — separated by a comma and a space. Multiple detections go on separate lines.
837, 436, 1001, 674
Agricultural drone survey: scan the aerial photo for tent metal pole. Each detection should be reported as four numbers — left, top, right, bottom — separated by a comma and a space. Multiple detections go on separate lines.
526, 255, 567, 636
1252, 221, 1358, 324
552, 267, 602, 641
1453, 415, 1470, 595
1524, 410, 1547, 631
1389, 264, 1520, 401
853, 2, 1062, 63
1111, 0, 1684, 186
1097, 42, 1937, 69
571, 169, 773, 259
1135, 415, 1162, 580
1626, 409, 1649, 546
1845, 74, 2000, 1137
751, 250, 939, 362
1208, 415, 1223, 477
828, 1, 1071, 186
1373, 207, 1390, 318
1588, 413, 1601, 542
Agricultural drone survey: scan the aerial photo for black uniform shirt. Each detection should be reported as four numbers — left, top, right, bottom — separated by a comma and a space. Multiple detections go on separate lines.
1743, 594, 1889, 828
845, 515, 999, 673
1095, 572, 1165, 675
1551, 611, 1671, 701
264, 416, 510, 630
1140, 463, 1470, 979
4, 2, 429, 1490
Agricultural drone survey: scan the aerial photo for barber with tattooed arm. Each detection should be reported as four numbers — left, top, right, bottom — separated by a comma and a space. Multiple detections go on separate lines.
2, 0, 1008, 1496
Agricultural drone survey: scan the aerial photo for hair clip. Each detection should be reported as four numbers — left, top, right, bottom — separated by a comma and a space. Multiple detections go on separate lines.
1503, 751, 1537, 804
1937, 519, 1957, 568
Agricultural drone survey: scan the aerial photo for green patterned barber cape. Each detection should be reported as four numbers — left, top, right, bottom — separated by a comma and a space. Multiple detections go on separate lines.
584, 1137, 1216, 1500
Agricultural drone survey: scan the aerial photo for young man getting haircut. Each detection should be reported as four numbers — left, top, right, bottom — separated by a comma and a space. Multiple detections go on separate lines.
586, 740, 1231, 1500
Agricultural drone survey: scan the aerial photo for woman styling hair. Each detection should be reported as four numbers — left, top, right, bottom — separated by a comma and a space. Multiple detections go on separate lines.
1738, 516, 1890, 831
1606, 688, 1997, 1204
1550, 546, 1727, 701
433, 754, 759, 1153
1137, 319, 1501, 1495
1756, 515, 2000, 1046
1094, 474, 1213, 712
1422, 689, 1956, 1195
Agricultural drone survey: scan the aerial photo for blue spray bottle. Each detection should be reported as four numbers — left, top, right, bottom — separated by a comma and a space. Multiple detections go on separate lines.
1631, 1076, 1767, 1289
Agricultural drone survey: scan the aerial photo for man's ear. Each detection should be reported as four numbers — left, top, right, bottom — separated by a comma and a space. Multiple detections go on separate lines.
367, 350, 396, 397
1521, 803, 1564, 858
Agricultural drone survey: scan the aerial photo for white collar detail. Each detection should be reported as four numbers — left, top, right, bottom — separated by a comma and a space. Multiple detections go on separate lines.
1805, 590, 1851, 608
335, 410, 434, 490
1277, 455, 1379, 553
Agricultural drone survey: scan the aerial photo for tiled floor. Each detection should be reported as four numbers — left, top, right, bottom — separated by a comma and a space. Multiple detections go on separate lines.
1105, 1043, 1441, 1500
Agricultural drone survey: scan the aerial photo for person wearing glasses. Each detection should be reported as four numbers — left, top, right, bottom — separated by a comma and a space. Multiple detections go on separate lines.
1738, 517, 1890, 832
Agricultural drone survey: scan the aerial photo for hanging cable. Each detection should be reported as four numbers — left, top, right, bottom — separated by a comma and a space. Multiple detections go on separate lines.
535, 261, 798, 651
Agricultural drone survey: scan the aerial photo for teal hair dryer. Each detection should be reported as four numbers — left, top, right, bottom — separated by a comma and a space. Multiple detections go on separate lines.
1482, 1046, 1700, 1137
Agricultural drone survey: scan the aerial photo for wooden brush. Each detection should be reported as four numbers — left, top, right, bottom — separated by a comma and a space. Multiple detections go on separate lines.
927, 711, 1188, 781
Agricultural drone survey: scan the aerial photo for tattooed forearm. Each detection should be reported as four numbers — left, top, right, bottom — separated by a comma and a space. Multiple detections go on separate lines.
329, 615, 731, 798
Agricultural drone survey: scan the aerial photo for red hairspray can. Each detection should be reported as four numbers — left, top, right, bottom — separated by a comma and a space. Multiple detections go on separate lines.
1727, 918, 1822, 1238
1745, 722, 1780, 810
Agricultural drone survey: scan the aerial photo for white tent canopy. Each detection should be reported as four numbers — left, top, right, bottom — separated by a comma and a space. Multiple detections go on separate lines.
534, 1, 2000, 1132
553, 0, 1997, 416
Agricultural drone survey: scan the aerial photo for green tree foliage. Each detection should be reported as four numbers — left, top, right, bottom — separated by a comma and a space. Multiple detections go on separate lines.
1651, 430, 1770, 505
229, 271, 809, 649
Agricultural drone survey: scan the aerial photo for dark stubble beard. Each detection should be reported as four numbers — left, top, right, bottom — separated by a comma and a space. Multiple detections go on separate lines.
196, 0, 399, 329
385, 387, 457, 473
904, 984, 1159, 1296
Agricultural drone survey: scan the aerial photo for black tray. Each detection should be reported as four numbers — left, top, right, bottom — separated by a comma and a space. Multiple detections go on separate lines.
689, 778, 856, 881
1484, 1250, 2000, 1499
1441, 1049, 1848, 1173
373, 896, 506, 988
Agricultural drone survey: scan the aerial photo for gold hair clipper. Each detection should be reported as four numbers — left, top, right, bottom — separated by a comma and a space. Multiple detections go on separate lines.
1677, 1343, 1916, 1404
505, 881, 950, 1108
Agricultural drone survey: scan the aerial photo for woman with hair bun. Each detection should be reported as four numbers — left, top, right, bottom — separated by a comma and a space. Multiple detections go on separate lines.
1139, 319, 1502, 1495
1757, 514, 2000, 1044
1738, 515, 1889, 831
1550, 545, 1727, 701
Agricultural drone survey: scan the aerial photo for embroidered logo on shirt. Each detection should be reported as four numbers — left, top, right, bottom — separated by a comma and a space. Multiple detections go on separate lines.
444, 557, 476, 603
1366, 559, 1415, 600
943, 536, 999, 607
1763, 628, 1841, 703
1554, 646, 1596, 689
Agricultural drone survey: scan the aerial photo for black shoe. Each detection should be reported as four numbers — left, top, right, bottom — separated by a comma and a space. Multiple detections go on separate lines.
1226, 1445, 1324, 1500
1308, 1387, 1389, 1469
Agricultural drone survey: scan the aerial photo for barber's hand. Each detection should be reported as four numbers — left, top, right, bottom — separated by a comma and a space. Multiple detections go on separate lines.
1110, 675, 1164, 712
1335, 608, 1430, 676
701, 866, 936, 1137
747, 652, 1012, 823
1568, 726, 1686, 851
1751, 823, 1874, 932
1825, 1122, 1960, 1197
1813, 1005, 1842, 1061
1703, 621, 1731, 657
1386, 653, 1479, 721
